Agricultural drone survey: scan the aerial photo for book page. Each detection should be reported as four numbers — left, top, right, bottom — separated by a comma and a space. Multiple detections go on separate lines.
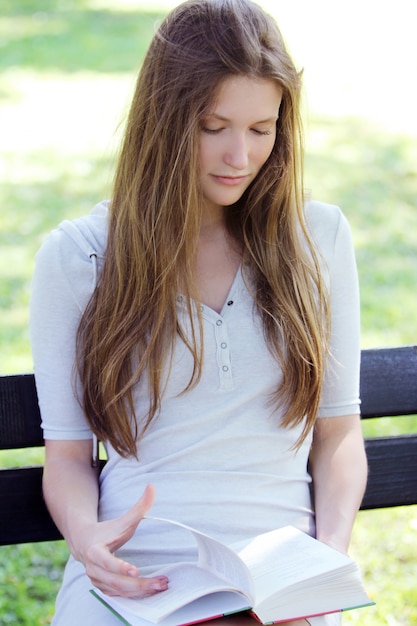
94, 563, 251, 623
146, 516, 254, 599
93, 588, 251, 626
238, 526, 354, 605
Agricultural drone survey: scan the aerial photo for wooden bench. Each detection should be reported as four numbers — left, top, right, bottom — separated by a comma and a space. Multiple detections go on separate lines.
0, 345, 416, 546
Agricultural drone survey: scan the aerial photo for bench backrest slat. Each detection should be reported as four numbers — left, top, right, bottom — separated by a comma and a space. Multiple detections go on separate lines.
360, 345, 417, 418
362, 435, 417, 509
0, 467, 62, 544
0, 374, 43, 450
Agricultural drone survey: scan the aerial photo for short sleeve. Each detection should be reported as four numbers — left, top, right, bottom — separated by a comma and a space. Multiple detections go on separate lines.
307, 202, 361, 418
30, 227, 97, 440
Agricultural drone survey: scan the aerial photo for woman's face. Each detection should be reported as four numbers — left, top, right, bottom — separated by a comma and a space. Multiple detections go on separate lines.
199, 75, 283, 217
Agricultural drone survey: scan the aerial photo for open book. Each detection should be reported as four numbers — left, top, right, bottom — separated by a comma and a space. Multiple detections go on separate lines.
91, 517, 373, 626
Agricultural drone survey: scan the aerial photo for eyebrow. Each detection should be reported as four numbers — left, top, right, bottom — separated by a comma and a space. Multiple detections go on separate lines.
205, 113, 278, 124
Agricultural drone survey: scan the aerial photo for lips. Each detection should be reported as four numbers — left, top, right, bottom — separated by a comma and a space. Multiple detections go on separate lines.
211, 174, 250, 186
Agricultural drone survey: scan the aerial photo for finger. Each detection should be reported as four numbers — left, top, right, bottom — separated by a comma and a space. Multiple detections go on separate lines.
87, 540, 140, 578
118, 484, 156, 529
92, 573, 169, 598
85, 543, 168, 593
105, 484, 156, 555
87, 532, 153, 582
88, 559, 169, 598
130, 483, 156, 518
106, 574, 169, 599
140, 483, 156, 512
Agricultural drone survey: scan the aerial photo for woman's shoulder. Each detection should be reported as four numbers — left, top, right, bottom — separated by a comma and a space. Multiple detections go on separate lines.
39, 200, 109, 261
304, 199, 345, 232
304, 199, 353, 259
33, 201, 110, 304
37, 201, 109, 264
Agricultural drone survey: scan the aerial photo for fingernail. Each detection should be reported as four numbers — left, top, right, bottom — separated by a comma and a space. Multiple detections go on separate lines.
127, 568, 138, 577
151, 577, 168, 591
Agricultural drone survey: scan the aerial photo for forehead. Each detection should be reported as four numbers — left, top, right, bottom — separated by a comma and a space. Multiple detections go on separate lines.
207, 75, 283, 119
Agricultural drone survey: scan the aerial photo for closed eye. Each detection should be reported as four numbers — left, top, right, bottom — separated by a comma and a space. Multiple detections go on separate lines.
201, 127, 223, 135
251, 128, 273, 136
202, 127, 273, 136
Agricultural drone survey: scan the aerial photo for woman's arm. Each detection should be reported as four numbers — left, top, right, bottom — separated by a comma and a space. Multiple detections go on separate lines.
43, 439, 99, 555
309, 414, 368, 553
43, 440, 168, 597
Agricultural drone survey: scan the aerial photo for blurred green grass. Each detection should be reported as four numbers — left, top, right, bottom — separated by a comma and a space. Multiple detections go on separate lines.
0, 1, 416, 624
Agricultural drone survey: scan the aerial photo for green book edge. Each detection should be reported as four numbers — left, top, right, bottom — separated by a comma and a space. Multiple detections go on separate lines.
90, 590, 131, 626
341, 600, 376, 612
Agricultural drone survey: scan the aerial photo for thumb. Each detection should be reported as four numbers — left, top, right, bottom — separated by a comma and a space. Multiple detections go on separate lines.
126, 483, 156, 523
137, 483, 156, 517
107, 484, 156, 554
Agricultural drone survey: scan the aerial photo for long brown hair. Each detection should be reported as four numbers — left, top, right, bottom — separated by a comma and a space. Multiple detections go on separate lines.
77, 0, 329, 457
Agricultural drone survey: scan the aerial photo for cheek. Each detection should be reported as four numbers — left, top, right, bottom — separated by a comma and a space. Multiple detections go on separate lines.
199, 135, 222, 167
256, 138, 276, 169
199, 145, 214, 173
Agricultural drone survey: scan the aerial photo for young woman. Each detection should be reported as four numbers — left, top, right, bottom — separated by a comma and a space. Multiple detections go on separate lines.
30, 1, 367, 624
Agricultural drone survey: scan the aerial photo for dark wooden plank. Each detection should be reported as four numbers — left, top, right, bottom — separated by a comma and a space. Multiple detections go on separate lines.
361, 435, 417, 509
0, 374, 43, 450
360, 347, 417, 509
360, 345, 417, 419
0, 466, 62, 545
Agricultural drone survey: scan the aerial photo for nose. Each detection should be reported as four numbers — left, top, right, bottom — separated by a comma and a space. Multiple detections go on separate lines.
223, 132, 249, 171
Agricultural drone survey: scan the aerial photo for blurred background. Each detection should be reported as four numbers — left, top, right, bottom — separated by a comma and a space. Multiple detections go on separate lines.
0, 1, 416, 624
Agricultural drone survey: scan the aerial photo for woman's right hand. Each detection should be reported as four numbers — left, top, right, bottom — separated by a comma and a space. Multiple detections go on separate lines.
43, 441, 168, 599
74, 484, 169, 598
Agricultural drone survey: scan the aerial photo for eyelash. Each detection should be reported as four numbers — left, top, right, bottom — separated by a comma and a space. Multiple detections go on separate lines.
202, 128, 272, 136
201, 128, 222, 135
253, 129, 273, 136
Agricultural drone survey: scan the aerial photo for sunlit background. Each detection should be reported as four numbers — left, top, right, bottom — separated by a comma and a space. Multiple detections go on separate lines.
3, 0, 416, 153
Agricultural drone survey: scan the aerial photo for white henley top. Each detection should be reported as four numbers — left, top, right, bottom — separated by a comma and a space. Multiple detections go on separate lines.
30, 199, 360, 625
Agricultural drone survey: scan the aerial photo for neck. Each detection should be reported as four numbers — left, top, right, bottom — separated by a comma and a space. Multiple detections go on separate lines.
200, 202, 226, 235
